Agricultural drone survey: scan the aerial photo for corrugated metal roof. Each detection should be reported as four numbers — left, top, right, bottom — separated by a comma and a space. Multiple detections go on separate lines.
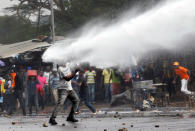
0, 40, 51, 58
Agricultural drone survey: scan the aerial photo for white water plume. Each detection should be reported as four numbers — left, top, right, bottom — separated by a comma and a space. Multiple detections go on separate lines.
42, 0, 195, 68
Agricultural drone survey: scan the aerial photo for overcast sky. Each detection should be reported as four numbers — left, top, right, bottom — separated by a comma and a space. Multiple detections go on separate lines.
0, 0, 19, 16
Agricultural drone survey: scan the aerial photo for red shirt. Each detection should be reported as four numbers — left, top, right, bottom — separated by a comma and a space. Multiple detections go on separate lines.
124, 73, 132, 83
36, 75, 47, 96
10, 73, 16, 87
174, 66, 189, 80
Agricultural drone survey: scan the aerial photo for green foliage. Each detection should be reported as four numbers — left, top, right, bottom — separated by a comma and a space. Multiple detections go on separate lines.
53, 0, 136, 34
1, 0, 160, 43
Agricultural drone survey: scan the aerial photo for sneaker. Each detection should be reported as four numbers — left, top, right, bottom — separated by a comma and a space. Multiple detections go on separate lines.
67, 116, 78, 122
23, 111, 26, 116
92, 111, 97, 115
75, 111, 80, 115
191, 92, 195, 96
29, 111, 32, 115
36, 111, 39, 115
49, 117, 58, 125
8, 112, 13, 116
190, 96, 194, 101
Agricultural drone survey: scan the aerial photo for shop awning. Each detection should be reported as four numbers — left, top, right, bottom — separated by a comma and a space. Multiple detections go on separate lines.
0, 40, 51, 58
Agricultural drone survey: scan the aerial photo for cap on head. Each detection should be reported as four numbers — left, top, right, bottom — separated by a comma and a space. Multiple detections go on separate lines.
173, 61, 179, 66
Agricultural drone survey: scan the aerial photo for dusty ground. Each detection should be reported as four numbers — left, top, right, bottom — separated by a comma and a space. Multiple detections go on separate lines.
0, 115, 195, 131
1, 102, 195, 131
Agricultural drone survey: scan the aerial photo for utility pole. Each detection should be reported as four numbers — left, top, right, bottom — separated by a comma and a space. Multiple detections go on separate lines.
50, 0, 55, 43
50, 0, 57, 69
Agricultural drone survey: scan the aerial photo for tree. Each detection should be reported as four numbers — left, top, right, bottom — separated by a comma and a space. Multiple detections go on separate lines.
5, 0, 160, 37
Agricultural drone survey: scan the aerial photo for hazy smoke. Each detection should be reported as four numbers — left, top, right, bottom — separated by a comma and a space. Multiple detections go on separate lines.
42, 0, 195, 68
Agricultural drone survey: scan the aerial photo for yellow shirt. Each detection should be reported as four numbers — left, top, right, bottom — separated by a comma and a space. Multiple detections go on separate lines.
1, 79, 6, 94
102, 69, 112, 84
86, 71, 96, 84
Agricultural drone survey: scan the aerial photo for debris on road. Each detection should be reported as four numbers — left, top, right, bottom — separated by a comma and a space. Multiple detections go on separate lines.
12, 122, 16, 125
43, 122, 49, 127
114, 114, 120, 118
118, 128, 128, 131
136, 109, 140, 113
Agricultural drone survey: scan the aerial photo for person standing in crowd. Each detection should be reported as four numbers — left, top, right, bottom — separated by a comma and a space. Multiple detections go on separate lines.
10, 70, 17, 111
110, 68, 121, 95
131, 66, 141, 81
76, 70, 97, 114
71, 74, 80, 97
163, 70, 175, 98
102, 68, 112, 103
0, 76, 6, 95
143, 63, 154, 81
4, 75, 13, 113
123, 68, 132, 90
24, 67, 32, 106
36, 71, 47, 111
173, 62, 194, 96
49, 64, 80, 125
43, 66, 51, 104
10, 70, 16, 89
0, 77, 6, 112
44, 67, 51, 84
85, 68, 96, 103
27, 76, 39, 115
10, 70, 17, 99
49, 69, 60, 104
8, 70, 26, 116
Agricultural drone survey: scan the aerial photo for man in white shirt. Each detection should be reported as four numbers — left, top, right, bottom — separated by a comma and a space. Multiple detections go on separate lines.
43, 66, 51, 105
49, 64, 80, 124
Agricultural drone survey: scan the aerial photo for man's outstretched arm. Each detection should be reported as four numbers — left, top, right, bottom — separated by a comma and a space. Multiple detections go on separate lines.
63, 69, 80, 81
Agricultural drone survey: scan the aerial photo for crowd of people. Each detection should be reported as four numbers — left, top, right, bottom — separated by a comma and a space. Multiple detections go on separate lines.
0, 61, 194, 118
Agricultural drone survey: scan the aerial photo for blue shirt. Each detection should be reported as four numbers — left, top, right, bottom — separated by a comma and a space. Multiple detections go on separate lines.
50, 74, 60, 89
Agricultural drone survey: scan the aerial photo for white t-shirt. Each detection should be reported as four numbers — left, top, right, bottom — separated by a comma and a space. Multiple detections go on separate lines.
58, 66, 73, 91
43, 72, 51, 85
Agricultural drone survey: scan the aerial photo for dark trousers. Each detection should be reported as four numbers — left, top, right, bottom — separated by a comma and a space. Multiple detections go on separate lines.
51, 89, 80, 118
88, 84, 95, 103
9, 90, 26, 115
104, 84, 112, 103
44, 85, 51, 105
0, 94, 4, 111
79, 87, 96, 113
28, 94, 39, 114
38, 91, 45, 110
4, 94, 11, 112
64, 87, 80, 110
